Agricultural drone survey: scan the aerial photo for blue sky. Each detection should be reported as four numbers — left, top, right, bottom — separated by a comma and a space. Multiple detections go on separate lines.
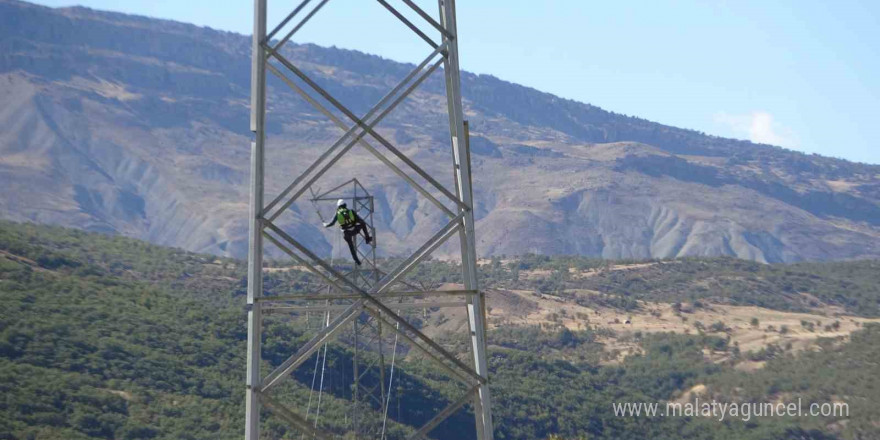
32, 0, 880, 164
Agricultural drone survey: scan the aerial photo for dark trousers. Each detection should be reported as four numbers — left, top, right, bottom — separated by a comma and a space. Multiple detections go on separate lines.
343, 224, 371, 264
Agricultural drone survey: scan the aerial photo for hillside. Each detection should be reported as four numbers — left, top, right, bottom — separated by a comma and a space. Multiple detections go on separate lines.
0, 0, 878, 262
3, 221, 880, 439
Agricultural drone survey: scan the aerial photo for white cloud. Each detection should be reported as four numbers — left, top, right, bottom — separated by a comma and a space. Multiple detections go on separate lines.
713, 111, 798, 148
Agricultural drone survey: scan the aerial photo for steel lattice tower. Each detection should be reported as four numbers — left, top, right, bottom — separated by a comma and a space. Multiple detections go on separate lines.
245, 1, 493, 439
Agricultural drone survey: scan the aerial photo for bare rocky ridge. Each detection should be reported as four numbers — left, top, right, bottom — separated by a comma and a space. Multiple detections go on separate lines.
0, 0, 878, 262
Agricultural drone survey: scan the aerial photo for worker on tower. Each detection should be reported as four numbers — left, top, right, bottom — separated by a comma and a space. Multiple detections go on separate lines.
324, 199, 372, 265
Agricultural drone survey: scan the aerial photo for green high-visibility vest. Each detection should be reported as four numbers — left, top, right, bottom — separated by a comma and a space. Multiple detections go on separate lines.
336, 208, 356, 228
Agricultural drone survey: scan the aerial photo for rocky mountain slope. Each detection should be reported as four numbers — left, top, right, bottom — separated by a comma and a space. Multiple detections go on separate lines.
1, 0, 878, 262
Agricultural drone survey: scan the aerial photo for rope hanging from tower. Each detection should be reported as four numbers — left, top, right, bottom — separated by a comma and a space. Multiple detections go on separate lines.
302, 303, 330, 438
380, 312, 401, 440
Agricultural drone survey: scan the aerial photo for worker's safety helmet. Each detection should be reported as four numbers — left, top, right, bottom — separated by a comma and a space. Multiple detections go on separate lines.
337, 199, 346, 208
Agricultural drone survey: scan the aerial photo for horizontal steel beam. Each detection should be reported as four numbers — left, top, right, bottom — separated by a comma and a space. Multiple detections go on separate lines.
264, 301, 466, 313
310, 196, 372, 202
255, 289, 477, 302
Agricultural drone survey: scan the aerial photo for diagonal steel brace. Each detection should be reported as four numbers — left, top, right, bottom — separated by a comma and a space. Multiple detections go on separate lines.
261, 42, 446, 217
261, 393, 335, 440
264, 220, 484, 385
267, 63, 455, 218
408, 386, 479, 440
263, 46, 469, 220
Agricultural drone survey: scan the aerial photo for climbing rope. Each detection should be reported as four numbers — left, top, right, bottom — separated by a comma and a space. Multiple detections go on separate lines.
302, 303, 331, 440
301, 343, 321, 440
299, 186, 339, 436
380, 313, 401, 440
313, 308, 331, 435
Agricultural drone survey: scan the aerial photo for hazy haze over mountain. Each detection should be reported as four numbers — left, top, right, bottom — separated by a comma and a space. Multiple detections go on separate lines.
1, 0, 878, 262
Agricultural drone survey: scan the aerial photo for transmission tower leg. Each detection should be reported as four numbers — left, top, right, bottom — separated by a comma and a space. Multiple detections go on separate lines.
245, 1, 267, 440
438, 1, 494, 439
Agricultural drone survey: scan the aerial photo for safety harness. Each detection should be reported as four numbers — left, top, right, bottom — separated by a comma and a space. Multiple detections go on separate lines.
335, 207, 357, 229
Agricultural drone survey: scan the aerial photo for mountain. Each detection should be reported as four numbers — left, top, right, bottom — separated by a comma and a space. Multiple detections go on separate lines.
0, 0, 878, 262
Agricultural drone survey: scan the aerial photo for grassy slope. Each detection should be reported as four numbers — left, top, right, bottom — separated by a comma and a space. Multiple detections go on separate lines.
478, 255, 880, 317
1, 221, 878, 440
